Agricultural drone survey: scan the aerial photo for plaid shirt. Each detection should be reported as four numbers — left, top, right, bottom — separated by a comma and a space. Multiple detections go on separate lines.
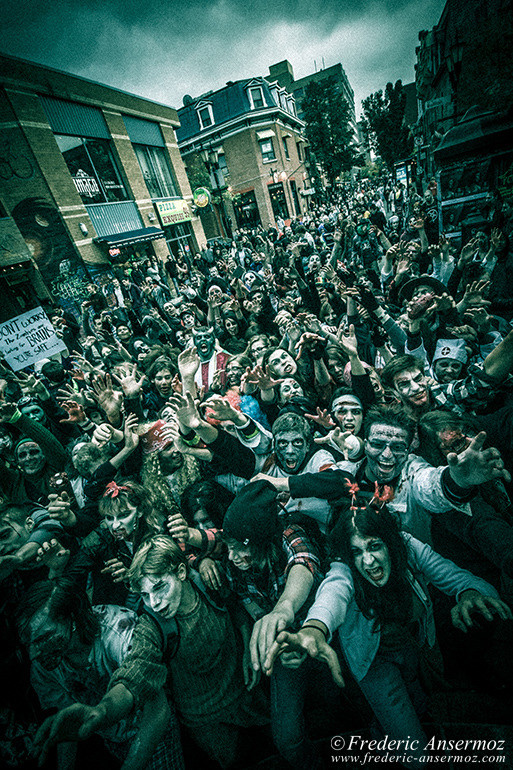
428, 364, 505, 415
225, 523, 324, 621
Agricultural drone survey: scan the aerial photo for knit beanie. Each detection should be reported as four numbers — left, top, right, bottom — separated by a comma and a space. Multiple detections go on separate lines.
222, 480, 280, 546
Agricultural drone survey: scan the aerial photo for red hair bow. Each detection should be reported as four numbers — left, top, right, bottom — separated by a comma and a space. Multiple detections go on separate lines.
345, 478, 360, 512
103, 481, 130, 499
371, 482, 394, 508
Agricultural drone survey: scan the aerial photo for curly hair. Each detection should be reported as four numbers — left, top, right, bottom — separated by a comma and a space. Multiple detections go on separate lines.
141, 451, 201, 520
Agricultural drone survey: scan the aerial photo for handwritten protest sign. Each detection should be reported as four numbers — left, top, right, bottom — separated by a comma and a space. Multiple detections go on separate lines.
0, 307, 66, 371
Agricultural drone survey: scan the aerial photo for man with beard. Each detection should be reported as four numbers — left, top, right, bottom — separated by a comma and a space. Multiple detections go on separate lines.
258, 405, 510, 546
191, 326, 231, 392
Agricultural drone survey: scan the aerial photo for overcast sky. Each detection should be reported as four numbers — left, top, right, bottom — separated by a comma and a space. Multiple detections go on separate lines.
2, 0, 446, 118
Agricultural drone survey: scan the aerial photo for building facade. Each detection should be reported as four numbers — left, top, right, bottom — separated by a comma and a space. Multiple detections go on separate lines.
268, 59, 357, 143
0, 54, 206, 316
415, 0, 513, 241
176, 77, 309, 234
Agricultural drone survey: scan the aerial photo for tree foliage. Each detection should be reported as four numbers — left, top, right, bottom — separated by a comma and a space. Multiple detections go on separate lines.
301, 77, 361, 186
361, 80, 414, 171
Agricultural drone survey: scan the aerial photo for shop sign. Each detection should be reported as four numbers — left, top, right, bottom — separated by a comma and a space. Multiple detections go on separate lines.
0, 307, 66, 370
300, 188, 315, 196
193, 187, 211, 208
155, 199, 192, 226
72, 169, 100, 199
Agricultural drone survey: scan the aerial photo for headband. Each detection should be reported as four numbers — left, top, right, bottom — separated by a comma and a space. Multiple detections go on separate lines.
332, 395, 362, 412
14, 437, 39, 454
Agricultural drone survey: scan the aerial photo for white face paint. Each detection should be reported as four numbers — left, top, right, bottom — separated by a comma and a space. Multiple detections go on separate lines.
332, 399, 363, 434
268, 349, 297, 378
104, 501, 139, 541
364, 423, 409, 483
350, 533, 391, 588
393, 368, 429, 408
139, 572, 184, 618
16, 442, 46, 476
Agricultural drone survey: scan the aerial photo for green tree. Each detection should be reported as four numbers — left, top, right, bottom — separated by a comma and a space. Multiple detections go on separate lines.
302, 77, 361, 186
361, 80, 414, 171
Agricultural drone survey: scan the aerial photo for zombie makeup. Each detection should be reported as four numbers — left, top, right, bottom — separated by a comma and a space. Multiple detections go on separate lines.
433, 359, 463, 384
139, 572, 184, 618
393, 369, 429, 408
350, 533, 391, 588
331, 396, 363, 434
225, 539, 253, 571
193, 330, 216, 362
16, 442, 46, 476
278, 378, 304, 403
103, 501, 140, 541
274, 430, 308, 473
268, 349, 297, 378
153, 368, 173, 396
364, 424, 409, 483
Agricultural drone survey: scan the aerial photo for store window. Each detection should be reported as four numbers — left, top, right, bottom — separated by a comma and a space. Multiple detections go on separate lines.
233, 190, 261, 228
165, 221, 195, 259
259, 139, 276, 163
56, 135, 129, 204
133, 144, 178, 199
268, 182, 289, 221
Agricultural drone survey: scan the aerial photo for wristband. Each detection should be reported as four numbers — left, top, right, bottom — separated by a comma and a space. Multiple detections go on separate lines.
8, 409, 22, 423
301, 623, 328, 641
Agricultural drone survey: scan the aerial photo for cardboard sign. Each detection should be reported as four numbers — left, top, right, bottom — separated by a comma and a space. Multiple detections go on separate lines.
0, 307, 66, 371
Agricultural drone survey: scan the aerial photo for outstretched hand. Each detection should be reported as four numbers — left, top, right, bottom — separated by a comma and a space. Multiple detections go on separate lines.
451, 590, 512, 633
34, 703, 107, 766
263, 627, 344, 687
447, 431, 511, 487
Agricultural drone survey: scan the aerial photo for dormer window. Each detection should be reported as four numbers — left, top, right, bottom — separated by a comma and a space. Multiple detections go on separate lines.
248, 86, 265, 110
196, 102, 214, 130
287, 96, 296, 116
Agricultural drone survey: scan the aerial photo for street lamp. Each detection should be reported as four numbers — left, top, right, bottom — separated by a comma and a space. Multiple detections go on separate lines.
198, 143, 232, 238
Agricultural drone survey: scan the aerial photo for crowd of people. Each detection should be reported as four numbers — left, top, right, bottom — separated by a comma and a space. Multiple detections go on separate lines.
1, 175, 513, 769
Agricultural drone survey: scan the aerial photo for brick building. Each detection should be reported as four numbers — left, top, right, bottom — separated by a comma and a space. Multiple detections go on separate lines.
268, 59, 357, 143
0, 54, 206, 316
176, 77, 309, 234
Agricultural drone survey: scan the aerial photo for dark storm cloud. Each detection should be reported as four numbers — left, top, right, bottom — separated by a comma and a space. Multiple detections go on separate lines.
1, 0, 446, 115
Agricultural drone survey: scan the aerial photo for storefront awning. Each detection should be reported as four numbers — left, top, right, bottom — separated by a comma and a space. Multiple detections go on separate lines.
95, 227, 165, 247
